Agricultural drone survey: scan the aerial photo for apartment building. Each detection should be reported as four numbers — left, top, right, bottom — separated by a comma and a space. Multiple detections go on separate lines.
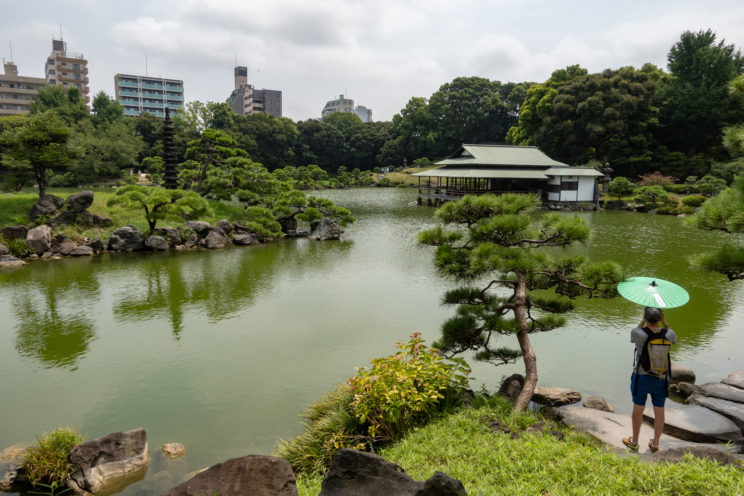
114, 74, 184, 117
321, 94, 373, 122
45, 39, 90, 104
0, 61, 47, 116
227, 66, 282, 117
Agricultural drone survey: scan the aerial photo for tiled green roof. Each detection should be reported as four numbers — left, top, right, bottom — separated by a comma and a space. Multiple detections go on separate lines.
436, 145, 569, 168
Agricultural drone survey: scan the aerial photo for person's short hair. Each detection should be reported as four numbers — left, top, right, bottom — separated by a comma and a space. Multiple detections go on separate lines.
644, 307, 662, 324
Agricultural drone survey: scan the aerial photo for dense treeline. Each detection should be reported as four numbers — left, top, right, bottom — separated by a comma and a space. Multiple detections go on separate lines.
1, 29, 743, 192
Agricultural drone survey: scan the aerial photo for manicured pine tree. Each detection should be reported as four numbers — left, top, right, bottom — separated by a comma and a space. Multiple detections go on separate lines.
419, 193, 622, 410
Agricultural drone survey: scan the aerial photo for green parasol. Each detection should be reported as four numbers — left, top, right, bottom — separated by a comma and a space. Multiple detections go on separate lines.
617, 277, 690, 309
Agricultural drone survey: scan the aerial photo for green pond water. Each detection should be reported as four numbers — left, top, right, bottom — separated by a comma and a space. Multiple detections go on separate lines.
1, 188, 743, 493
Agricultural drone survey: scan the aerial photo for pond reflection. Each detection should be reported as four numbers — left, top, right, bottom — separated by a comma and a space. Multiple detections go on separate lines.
9, 258, 100, 369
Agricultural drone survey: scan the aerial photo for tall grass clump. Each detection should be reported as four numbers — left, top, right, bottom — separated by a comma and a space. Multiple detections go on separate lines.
24, 428, 84, 487
277, 333, 471, 475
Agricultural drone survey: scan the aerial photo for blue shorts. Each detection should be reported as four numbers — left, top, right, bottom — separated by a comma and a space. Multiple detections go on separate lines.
630, 372, 668, 408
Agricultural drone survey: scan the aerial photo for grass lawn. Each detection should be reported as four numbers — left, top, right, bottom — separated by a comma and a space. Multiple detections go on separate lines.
295, 399, 744, 496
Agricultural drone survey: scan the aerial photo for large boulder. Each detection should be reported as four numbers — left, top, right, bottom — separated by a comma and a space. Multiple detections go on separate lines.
553, 405, 738, 454
653, 446, 744, 468
108, 225, 144, 252
318, 449, 467, 496
48, 210, 76, 227
0, 225, 28, 240
185, 221, 212, 239
30, 194, 64, 220
722, 370, 744, 390
202, 230, 228, 249
69, 245, 94, 257
184, 233, 198, 248
670, 363, 696, 384
86, 238, 104, 253
68, 428, 149, 494
162, 455, 296, 496
233, 233, 258, 246
498, 374, 524, 402
58, 241, 77, 256
699, 382, 744, 404
161, 443, 186, 459
532, 386, 581, 407
0, 242, 8, 256
65, 191, 94, 213
145, 235, 169, 251
91, 214, 113, 227
309, 218, 343, 241
155, 227, 182, 247
669, 382, 702, 399
582, 395, 614, 413
26, 225, 53, 255
643, 402, 743, 443
217, 219, 233, 235
0, 444, 29, 491
0, 255, 25, 268
688, 394, 744, 431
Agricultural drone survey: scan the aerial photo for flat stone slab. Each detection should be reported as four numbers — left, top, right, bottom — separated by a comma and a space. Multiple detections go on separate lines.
532, 386, 581, 406
688, 394, 744, 431
553, 406, 738, 455
722, 370, 744, 390
699, 382, 744, 404
643, 402, 743, 443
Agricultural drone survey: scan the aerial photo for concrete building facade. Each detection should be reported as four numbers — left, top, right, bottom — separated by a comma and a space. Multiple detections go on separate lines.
322, 94, 373, 122
114, 74, 184, 117
0, 61, 47, 116
227, 66, 282, 117
45, 39, 90, 105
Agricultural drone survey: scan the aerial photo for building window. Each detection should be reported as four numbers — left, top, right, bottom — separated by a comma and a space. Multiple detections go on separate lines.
560, 181, 578, 191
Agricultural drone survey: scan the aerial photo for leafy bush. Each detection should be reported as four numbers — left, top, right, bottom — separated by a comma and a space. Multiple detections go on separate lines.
275, 386, 361, 475
607, 177, 636, 197
347, 333, 471, 443
1, 235, 33, 257
638, 171, 678, 186
695, 175, 727, 196
682, 195, 707, 207
663, 184, 693, 194
24, 428, 84, 487
633, 185, 669, 207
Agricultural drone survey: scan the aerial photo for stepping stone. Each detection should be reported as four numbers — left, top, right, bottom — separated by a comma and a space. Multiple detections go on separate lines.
688, 394, 744, 431
643, 402, 743, 443
699, 382, 744, 404
553, 406, 738, 455
722, 370, 744, 390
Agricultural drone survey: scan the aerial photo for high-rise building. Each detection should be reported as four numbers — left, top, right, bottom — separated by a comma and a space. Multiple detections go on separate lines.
227, 66, 282, 117
0, 61, 47, 116
114, 74, 184, 117
321, 94, 373, 122
45, 39, 89, 105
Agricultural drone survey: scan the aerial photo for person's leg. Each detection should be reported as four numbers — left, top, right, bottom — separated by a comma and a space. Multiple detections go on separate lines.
632, 403, 645, 443
651, 406, 664, 447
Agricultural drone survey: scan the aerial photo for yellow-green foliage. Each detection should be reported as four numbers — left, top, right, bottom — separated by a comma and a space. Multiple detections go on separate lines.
24, 428, 84, 487
347, 333, 470, 442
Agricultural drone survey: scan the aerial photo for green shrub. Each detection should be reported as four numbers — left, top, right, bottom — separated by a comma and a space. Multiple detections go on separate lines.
607, 177, 636, 197
682, 195, 707, 207
695, 175, 727, 196
24, 428, 84, 487
348, 333, 470, 442
1, 236, 33, 257
663, 184, 693, 194
633, 185, 669, 207
275, 386, 361, 475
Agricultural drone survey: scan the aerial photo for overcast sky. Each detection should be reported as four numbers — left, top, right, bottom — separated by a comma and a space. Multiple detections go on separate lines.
3, 0, 744, 122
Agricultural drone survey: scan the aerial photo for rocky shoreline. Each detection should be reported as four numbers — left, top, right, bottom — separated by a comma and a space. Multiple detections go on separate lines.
0, 192, 344, 269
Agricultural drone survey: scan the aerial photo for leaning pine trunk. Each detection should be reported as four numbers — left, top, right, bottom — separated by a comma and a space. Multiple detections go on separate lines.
513, 273, 538, 411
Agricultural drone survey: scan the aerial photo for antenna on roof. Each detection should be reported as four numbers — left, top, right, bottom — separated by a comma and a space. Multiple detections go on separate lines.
59, 24, 63, 40
9, 41, 12, 61
145, 53, 148, 76
234, 53, 237, 66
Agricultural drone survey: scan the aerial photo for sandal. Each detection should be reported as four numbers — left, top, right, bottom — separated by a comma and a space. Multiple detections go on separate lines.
648, 441, 659, 453
622, 437, 639, 452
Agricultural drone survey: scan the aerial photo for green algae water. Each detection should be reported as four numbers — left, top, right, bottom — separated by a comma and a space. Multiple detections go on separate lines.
1, 188, 743, 494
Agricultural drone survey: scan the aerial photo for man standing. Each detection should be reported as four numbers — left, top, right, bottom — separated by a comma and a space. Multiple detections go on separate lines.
622, 307, 677, 453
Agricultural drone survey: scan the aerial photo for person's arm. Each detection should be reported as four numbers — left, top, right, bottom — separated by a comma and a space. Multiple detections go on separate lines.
638, 318, 646, 328
660, 310, 669, 329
